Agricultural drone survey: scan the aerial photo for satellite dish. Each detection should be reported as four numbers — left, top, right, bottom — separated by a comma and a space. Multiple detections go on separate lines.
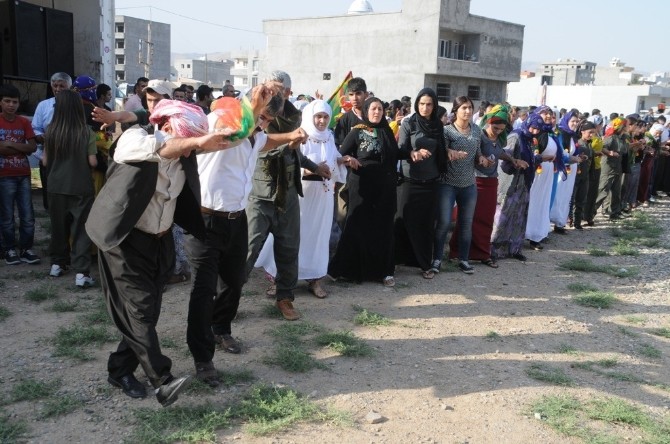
348, 0, 374, 14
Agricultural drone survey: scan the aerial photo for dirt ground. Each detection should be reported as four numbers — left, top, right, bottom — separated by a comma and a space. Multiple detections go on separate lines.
1, 189, 669, 444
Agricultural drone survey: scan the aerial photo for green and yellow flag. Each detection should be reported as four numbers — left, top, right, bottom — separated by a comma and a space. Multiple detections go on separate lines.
327, 71, 353, 129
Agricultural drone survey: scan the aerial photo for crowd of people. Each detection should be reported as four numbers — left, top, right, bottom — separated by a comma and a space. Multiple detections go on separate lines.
1, 71, 670, 407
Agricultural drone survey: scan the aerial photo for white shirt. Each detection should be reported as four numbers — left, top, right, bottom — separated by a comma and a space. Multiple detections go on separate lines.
198, 113, 268, 211
114, 126, 185, 234
124, 94, 144, 112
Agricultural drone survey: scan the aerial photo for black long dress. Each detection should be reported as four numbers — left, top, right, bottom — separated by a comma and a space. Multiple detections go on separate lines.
328, 121, 400, 282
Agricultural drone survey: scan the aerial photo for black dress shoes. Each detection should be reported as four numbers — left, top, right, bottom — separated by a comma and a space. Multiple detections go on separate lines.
108, 374, 147, 399
156, 375, 191, 407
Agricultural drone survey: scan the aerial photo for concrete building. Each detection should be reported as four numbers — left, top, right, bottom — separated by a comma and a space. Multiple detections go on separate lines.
506, 75, 670, 116
230, 50, 262, 91
114, 15, 170, 83
262, 0, 523, 106
174, 57, 233, 87
594, 58, 642, 86
539, 59, 596, 86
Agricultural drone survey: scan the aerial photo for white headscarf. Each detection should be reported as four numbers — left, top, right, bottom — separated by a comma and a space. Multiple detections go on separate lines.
299, 100, 346, 190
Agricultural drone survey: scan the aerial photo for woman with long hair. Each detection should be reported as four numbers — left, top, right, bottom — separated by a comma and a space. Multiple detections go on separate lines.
395, 88, 445, 279
328, 97, 401, 287
450, 104, 526, 267
433, 96, 492, 274
43, 90, 98, 286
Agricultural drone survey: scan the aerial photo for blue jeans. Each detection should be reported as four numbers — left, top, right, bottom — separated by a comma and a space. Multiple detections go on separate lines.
434, 183, 477, 262
0, 175, 35, 251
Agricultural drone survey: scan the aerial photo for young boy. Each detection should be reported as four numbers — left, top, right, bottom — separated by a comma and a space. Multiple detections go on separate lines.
0, 84, 39, 265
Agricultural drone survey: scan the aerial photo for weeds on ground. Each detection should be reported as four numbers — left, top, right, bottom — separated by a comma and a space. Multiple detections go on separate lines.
39, 395, 83, 419
160, 337, 179, 349
49, 300, 79, 312
268, 322, 323, 343
10, 378, 59, 402
586, 248, 609, 257
78, 298, 112, 326
566, 282, 598, 293
612, 239, 640, 256
4, 270, 44, 281
526, 363, 573, 386
556, 343, 579, 354
624, 314, 647, 325
186, 369, 256, 395
573, 291, 617, 309
0, 306, 10, 321
638, 344, 662, 359
262, 303, 285, 319
263, 343, 327, 373
236, 384, 351, 436
24, 284, 58, 303
573, 360, 650, 385
618, 326, 639, 337
314, 331, 373, 357
558, 258, 638, 278
51, 324, 117, 361
484, 331, 501, 341
649, 327, 670, 339
353, 305, 392, 326
0, 413, 28, 444
530, 394, 669, 443
130, 404, 233, 444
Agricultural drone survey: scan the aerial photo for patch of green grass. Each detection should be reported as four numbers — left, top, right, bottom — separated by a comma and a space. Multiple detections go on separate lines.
573, 361, 647, 384
262, 303, 285, 319
51, 324, 117, 361
314, 331, 373, 357
640, 238, 661, 248
618, 326, 639, 337
526, 364, 573, 386
623, 315, 647, 325
572, 291, 617, 309
268, 322, 323, 343
0, 306, 10, 321
566, 282, 598, 293
49, 300, 79, 312
557, 343, 579, 354
558, 258, 638, 278
39, 395, 83, 419
352, 305, 392, 327
649, 327, 670, 339
587, 248, 609, 257
263, 344, 326, 373
638, 344, 662, 359
595, 358, 618, 368
612, 240, 640, 256
130, 404, 233, 444
4, 270, 44, 281
219, 369, 255, 387
241, 289, 260, 297
0, 414, 28, 444
24, 284, 58, 303
531, 394, 670, 443
236, 384, 351, 436
160, 337, 180, 349
440, 260, 460, 273
484, 331, 501, 341
78, 298, 112, 326
10, 378, 59, 402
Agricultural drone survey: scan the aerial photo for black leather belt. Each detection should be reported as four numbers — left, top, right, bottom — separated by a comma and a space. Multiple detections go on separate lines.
302, 175, 323, 182
200, 206, 244, 219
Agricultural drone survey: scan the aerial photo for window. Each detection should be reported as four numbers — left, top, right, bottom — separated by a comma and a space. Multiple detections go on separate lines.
116, 71, 125, 81
436, 83, 451, 102
438, 39, 452, 58
116, 55, 125, 65
187, 64, 191, 68
115, 40, 124, 49
181, 64, 184, 68
467, 85, 480, 100
116, 24, 124, 33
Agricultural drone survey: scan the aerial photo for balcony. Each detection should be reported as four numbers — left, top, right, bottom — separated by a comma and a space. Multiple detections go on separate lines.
230, 67, 248, 76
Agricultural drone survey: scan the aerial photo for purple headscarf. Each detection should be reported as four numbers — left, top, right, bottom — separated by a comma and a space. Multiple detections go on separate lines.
72, 76, 97, 103
558, 109, 579, 138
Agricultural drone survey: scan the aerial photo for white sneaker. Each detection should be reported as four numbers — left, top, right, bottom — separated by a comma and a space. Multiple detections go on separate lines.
50, 264, 67, 277
75, 273, 95, 287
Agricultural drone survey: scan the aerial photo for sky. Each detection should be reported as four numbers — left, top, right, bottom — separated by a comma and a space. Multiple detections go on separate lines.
115, 0, 668, 74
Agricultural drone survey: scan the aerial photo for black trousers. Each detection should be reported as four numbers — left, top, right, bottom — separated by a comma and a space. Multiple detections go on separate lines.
571, 171, 589, 226
99, 228, 175, 388
184, 213, 248, 363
